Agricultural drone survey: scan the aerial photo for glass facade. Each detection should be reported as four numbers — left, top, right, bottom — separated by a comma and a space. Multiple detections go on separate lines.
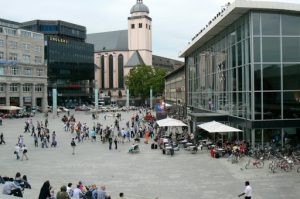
187, 12, 300, 121
187, 14, 251, 119
20, 20, 94, 106
186, 11, 300, 146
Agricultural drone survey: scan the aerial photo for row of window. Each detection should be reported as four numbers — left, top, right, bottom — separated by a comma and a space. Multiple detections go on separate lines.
0, 66, 44, 76
131, 23, 151, 30
0, 27, 43, 40
0, 40, 43, 52
0, 51, 43, 64
0, 84, 44, 92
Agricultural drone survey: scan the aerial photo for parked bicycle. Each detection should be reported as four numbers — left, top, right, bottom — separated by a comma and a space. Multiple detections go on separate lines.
245, 157, 264, 169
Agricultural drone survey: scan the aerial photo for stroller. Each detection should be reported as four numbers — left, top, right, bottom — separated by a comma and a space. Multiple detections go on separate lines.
129, 144, 140, 153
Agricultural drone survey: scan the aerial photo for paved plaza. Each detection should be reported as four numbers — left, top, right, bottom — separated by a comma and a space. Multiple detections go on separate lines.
0, 110, 299, 199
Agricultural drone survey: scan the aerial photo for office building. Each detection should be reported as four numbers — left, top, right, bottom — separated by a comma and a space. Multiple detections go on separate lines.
0, 18, 48, 111
20, 20, 94, 106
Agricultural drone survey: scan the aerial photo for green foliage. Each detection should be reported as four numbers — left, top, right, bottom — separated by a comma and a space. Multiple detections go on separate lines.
125, 65, 167, 99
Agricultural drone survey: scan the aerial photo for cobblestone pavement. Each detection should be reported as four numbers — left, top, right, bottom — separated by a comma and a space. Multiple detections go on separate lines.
0, 110, 299, 199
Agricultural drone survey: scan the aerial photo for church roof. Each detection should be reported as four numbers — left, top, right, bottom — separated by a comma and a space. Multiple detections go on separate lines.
130, 0, 149, 14
125, 51, 145, 67
87, 30, 128, 52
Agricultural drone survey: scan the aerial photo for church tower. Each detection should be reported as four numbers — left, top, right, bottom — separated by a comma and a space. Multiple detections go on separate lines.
128, 0, 152, 65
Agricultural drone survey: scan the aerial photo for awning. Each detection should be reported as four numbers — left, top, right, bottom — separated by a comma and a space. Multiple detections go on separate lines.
0, 106, 23, 111
156, 117, 187, 127
197, 121, 242, 133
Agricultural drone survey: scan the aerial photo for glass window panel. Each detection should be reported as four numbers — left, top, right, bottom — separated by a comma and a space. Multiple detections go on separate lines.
237, 42, 242, 66
263, 92, 282, 119
255, 92, 262, 120
255, 129, 263, 146
283, 91, 300, 119
232, 45, 236, 67
263, 64, 281, 90
261, 13, 280, 35
254, 64, 261, 91
237, 27, 242, 42
233, 68, 237, 91
264, 129, 281, 146
252, 12, 260, 36
238, 67, 243, 91
282, 37, 300, 62
282, 14, 300, 35
253, 37, 261, 62
230, 31, 236, 45
283, 64, 300, 90
262, 37, 280, 62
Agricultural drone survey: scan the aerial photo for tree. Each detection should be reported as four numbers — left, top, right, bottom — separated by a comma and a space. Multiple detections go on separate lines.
125, 65, 167, 100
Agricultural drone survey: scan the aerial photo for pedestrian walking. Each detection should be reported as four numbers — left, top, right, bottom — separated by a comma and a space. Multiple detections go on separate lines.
18, 135, 24, 147
41, 135, 48, 148
21, 145, 28, 161
114, 136, 118, 150
51, 131, 57, 147
71, 138, 76, 155
34, 133, 38, 147
238, 181, 252, 199
31, 125, 35, 136
0, 132, 5, 144
108, 136, 113, 150
14, 144, 20, 160
45, 118, 48, 128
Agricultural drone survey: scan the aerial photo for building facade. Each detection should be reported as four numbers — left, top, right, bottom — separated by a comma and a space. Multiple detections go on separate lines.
164, 65, 185, 118
87, 0, 182, 99
180, 0, 300, 147
0, 18, 47, 111
20, 20, 94, 106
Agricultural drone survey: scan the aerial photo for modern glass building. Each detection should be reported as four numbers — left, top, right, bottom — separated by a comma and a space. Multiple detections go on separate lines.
180, 0, 300, 147
20, 20, 94, 106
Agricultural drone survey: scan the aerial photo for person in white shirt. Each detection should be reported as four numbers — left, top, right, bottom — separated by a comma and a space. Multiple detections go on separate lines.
72, 185, 83, 199
14, 144, 20, 160
66, 182, 73, 197
2, 178, 23, 197
238, 181, 252, 199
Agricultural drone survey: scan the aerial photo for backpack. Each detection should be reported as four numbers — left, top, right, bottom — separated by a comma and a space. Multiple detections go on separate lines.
84, 190, 93, 199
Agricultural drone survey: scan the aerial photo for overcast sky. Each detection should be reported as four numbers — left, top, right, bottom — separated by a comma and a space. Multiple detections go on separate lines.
1, 0, 300, 61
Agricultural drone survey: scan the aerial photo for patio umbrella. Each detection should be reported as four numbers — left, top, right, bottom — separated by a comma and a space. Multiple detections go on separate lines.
156, 117, 187, 127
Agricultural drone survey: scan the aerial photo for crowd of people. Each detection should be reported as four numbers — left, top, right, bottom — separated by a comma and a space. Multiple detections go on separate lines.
1, 107, 159, 198
1, 172, 31, 197
37, 180, 129, 199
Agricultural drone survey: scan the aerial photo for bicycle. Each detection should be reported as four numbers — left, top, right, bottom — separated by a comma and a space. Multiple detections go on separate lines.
245, 157, 264, 169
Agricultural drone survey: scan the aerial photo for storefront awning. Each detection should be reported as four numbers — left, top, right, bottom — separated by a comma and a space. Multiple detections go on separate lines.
197, 121, 242, 133
0, 106, 23, 111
